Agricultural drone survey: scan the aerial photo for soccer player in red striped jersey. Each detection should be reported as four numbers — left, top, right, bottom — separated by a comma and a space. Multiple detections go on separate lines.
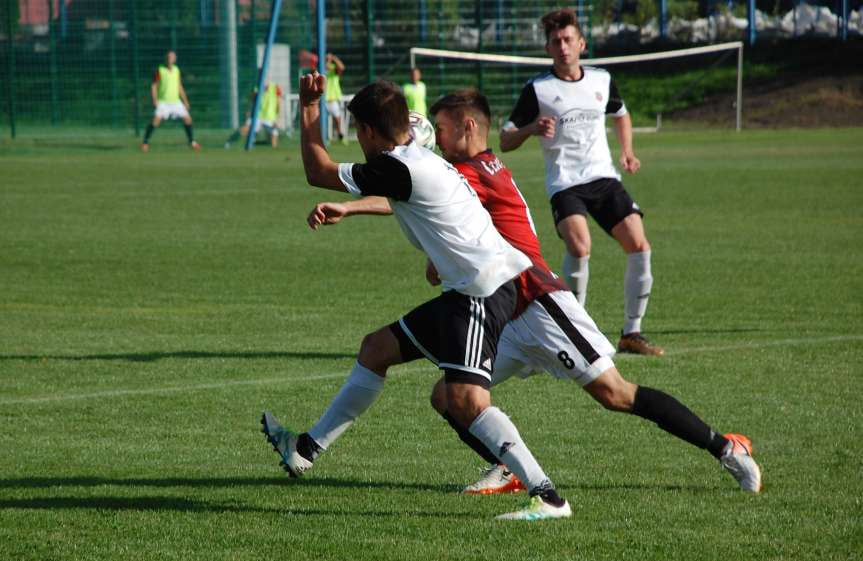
425, 89, 762, 495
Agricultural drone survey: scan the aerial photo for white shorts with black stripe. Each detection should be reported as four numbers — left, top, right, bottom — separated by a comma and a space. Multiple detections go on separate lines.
492, 289, 616, 387
392, 281, 517, 386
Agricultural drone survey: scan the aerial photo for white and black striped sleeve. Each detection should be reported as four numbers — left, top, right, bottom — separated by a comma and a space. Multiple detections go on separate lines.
505, 82, 540, 129
605, 78, 627, 116
337, 154, 413, 200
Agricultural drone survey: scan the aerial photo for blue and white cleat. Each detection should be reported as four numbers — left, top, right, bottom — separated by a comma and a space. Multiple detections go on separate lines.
495, 495, 572, 521
260, 411, 312, 478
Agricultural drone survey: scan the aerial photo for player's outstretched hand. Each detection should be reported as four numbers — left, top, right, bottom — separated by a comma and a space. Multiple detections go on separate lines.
534, 116, 556, 139
620, 151, 641, 174
307, 202, 348, 230
299, 71, 326, 107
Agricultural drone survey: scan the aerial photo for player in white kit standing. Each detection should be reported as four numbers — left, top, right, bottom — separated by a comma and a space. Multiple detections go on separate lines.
501, 9, 663, 356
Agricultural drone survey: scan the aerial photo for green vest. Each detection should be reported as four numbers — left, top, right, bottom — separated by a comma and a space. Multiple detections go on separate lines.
157, 65, 181, 103
403, 81, 427, 115
326, 61, 343, 101
260, 83, 279, 122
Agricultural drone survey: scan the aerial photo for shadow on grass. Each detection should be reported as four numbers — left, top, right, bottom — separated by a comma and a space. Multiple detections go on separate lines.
0, 350, 355, 363
0, 476, 721, 495
0, 496, 476, 518
0, 475, 457, 494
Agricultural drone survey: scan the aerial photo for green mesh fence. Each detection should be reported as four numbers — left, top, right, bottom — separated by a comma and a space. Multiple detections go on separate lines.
0, 0, 594, 139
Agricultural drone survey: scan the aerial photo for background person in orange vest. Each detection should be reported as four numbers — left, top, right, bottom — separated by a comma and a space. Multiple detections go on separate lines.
141, 51, 201, 152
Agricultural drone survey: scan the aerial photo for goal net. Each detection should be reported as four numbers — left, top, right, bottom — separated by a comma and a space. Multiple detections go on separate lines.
410, 42, 744, 131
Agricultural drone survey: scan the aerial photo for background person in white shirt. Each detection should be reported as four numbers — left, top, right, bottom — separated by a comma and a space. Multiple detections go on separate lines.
500, 9, 663, 356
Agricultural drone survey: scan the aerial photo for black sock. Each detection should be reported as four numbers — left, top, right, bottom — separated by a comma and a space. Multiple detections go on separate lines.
530, 479, 565, 507
441, 410, 500, 466
632, 386, 728, 459
183, 123, 195, 144
226, 130, 241, 144
143, 124, 155, 143
296, 433, 323, 462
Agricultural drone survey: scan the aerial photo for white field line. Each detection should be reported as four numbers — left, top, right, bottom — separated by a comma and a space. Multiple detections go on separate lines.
2, 335, 860, 405
0, 365, 429, 406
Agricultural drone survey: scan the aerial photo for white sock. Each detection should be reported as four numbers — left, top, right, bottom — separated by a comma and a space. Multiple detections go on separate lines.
562, 253, 590, 306
468, 406, 551, 493
623, 251, 653, 335
307, 362, 384, 450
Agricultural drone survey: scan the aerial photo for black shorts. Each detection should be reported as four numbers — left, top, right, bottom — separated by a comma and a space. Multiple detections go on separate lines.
550, 178, 644, 235
389, 281, 517, 388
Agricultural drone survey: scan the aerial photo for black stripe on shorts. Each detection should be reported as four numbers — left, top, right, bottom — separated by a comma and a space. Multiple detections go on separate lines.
536, 293, 600, 364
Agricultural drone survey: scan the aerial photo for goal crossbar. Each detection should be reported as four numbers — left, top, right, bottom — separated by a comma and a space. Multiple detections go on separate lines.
410, 41, 744, 131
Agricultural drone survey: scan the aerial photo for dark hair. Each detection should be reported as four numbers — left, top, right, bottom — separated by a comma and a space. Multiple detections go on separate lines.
541, 9, 583, 42
346, 80, 409, 142
429, 89, 491, 128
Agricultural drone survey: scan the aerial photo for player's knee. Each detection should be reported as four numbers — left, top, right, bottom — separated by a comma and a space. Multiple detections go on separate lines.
429, 378, 448, 414
587, 369, 636, 412
357, 330, 398, 374
446, 383, 490, 426
563, 237, 590, 257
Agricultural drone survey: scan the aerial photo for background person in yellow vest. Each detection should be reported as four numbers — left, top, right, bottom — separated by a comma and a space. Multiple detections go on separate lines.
324, 53, 347, 144
224, 82, 284, 149
141, 51, 201, 152
403, 67, 427, 116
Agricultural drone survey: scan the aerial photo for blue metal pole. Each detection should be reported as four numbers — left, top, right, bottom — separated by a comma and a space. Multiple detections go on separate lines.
317, 0, 328, 144
245, 0, 283, 151
747, 0, 756, 45
840, 0, 848, 41
659, 0, 667, 39
419, 0, 427, 43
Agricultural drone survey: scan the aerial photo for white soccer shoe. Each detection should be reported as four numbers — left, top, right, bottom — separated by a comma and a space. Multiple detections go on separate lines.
462, 464, 527, 495
720, 433, 762, 493
260, 411, 313, 478
496, 495, 572, 521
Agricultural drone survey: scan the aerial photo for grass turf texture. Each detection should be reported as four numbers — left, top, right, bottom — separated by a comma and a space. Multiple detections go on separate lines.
1, 129, 862, 560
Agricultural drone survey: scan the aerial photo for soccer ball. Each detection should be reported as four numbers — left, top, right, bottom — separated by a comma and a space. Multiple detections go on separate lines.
408, 111, 435, 151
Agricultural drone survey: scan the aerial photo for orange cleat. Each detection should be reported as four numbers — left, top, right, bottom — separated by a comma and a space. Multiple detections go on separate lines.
462, 464, 527, 495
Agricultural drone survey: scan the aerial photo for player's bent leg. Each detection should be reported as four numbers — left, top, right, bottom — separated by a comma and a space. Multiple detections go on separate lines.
583, 367, 638, 412
557, 215, 591, 305
611, 214, 663, 355
435, 378, 512, 487
357, 326, 405, 375
449, 379, 569, 519
259, 327, 402, 477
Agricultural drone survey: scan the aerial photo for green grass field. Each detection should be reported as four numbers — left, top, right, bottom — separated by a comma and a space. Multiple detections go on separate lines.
2, 128, 862, 560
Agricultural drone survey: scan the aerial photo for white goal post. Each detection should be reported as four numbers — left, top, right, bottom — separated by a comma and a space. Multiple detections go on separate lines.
410, 41, 744, 131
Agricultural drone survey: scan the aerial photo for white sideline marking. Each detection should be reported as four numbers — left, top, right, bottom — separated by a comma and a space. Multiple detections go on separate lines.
0, 365, 427, 406
3, 335, 860, 405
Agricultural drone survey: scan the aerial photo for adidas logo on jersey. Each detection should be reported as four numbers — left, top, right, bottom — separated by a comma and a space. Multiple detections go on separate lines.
482, 357, 492, 370
553, 95, 563, 103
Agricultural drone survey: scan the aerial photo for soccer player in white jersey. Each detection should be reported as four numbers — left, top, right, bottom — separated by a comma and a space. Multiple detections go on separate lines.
500, 9, 663, 356
260, 74, 572, 520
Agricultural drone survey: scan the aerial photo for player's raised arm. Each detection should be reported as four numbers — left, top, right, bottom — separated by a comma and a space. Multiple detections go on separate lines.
307, 196, 392, 230
299, 71, 346, 191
